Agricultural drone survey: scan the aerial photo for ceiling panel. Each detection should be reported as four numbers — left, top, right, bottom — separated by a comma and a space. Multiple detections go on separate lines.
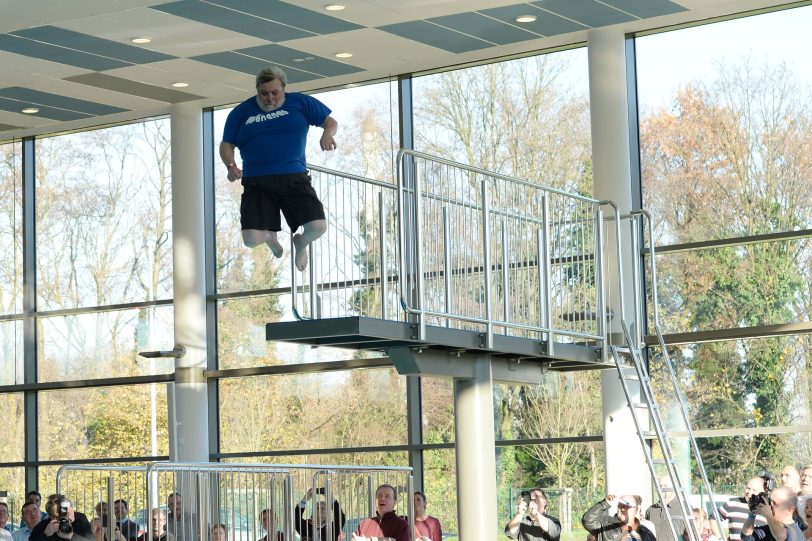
0, 122, 22, 131
0, 34, 130, 71
0, 96, 92, 121
206, 0, 364, 34
152, 0, 316, 42
532, 0, 637, 26
602, 0, 686, 18
480, 4, 588, 35
189, 52, 323, 84
233, 44, 365, 78
13, 25, 176, 64
65, 72, 204, 102
428, 12, 542, 45
379, 20, 495, 53
0, 87, 128, 116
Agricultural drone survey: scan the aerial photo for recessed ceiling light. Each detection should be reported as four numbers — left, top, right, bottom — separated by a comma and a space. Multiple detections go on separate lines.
335, 52, 353, 58
132, 37, 152, 44
515, 15, 537, 23
325, 4, 345, 10
21, 107, 39, 114
171, 82, 190, 88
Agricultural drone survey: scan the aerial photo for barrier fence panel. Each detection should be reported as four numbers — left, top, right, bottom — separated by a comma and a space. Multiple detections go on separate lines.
57, 463, 413, 541
57, 465, 151, 541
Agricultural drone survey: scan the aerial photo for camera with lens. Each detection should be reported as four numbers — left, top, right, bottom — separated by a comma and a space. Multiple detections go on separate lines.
747, 471, 775, 513
57, 498, 73, 534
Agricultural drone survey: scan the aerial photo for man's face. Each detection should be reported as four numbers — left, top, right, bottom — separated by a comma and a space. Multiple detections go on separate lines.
413, 495, 425, 517
744, 478, 765, 499
168, 496, 182, 516
781, 467, 800, 491
211, 526, 226, 541
22, 504, 41, 528
0, 505, 9, 526
616, 496, 637, 523
800, 468, 812, 495
261, 511, 272, 532
376, 487, 396, 515
313, 502, 327, 526
256, 80, 285, 112
114, 502, 126, 520
152, 511, 166, 535
530, 491, 547, 514
27, 495, 41, 506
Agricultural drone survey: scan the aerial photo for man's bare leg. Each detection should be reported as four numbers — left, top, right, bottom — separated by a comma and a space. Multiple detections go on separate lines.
292, 219, 327, 271
242, 229, 283, 258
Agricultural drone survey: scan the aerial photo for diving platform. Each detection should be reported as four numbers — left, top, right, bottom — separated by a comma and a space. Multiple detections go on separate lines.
265, 316, 610, 372
267, 149, 631, 381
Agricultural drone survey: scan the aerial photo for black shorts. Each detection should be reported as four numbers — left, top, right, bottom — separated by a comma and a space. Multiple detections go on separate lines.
240, 172, 325, 232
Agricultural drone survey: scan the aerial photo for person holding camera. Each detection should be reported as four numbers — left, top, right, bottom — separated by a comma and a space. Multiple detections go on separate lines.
720, 477, 772, 541
506, 489, 561, 541
294, 488, 346, 541
30, 495, 92, 541
741, 486, 803, 541
582, 494, 655, 541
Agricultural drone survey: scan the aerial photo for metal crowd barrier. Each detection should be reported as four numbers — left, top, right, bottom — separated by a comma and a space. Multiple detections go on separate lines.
57, 462, 413, 541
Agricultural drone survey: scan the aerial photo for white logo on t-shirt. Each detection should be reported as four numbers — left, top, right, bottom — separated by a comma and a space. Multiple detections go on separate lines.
245, 110, 289, 124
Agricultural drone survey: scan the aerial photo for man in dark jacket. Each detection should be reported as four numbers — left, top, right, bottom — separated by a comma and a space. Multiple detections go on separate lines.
583, 494, 655, 541
31, 496, 93, 541
294, 488, 346, 541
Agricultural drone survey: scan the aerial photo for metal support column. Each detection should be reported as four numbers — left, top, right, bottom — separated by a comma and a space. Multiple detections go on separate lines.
170, 102, 209, 462
22, 137, 38, 491
454, 355, 497, 541
588, 26, 649, 501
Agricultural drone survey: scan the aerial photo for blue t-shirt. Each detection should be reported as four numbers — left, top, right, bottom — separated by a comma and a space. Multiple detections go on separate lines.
222, 92, 331, 177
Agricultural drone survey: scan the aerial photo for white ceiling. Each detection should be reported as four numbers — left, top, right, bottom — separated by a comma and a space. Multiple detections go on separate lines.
0, 0, 798, 139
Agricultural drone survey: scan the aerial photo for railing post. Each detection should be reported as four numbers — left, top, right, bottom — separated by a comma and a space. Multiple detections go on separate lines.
501, 218, 509, 331
443, 206, 451, 326
481, 180, 493, 349
379, 191, 388, 320
595, 207, 606, 362
541, 195, 553, 355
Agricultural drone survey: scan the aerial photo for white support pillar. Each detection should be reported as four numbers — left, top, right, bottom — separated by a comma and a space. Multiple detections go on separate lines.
170, 102, 209, 462
454, 355, 497, 541
588, 27, 650, 503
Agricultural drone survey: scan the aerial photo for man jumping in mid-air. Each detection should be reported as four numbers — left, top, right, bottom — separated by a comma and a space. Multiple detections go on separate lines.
219, 66, 337, 271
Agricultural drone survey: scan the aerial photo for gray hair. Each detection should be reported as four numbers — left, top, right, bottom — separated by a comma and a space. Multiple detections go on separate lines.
256, 66, 287, 88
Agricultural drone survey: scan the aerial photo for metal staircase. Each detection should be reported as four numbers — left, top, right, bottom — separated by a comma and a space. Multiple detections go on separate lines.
611, 210, 722, 541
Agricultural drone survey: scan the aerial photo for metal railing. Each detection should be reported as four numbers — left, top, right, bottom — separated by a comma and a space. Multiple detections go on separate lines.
287, 152, 629, 356
396, 149, 617, 350
57, 462, 413, 541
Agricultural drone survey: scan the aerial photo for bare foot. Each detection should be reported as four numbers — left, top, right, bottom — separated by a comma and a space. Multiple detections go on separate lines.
292, 233, 309, 271
267, 238, 283, 258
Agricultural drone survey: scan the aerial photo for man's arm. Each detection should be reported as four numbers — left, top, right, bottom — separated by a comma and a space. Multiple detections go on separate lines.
319, 116, 338, 151
583, 499, 613, 534
506, 500, 528, 537
218, 141, 242, 181
535, 516, 561, 540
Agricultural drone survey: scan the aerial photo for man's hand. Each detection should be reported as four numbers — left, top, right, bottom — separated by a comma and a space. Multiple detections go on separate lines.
320, 133, 337, 151
350, 534, 368, 541
528, 501, 540, 519
226, 164, 242, 182
753, 502, 771, 519
45, 519, 60, 537
516, 499, 528, 516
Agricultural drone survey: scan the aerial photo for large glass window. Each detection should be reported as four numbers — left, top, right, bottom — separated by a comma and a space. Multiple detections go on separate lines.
38, 306, 174, 382
35, 120, 173, 310
218, 368, 407, 454
38, 384, 169, 461
0, 393, 24, 463
0, 140, 22, 316
413, 49, 592, 195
